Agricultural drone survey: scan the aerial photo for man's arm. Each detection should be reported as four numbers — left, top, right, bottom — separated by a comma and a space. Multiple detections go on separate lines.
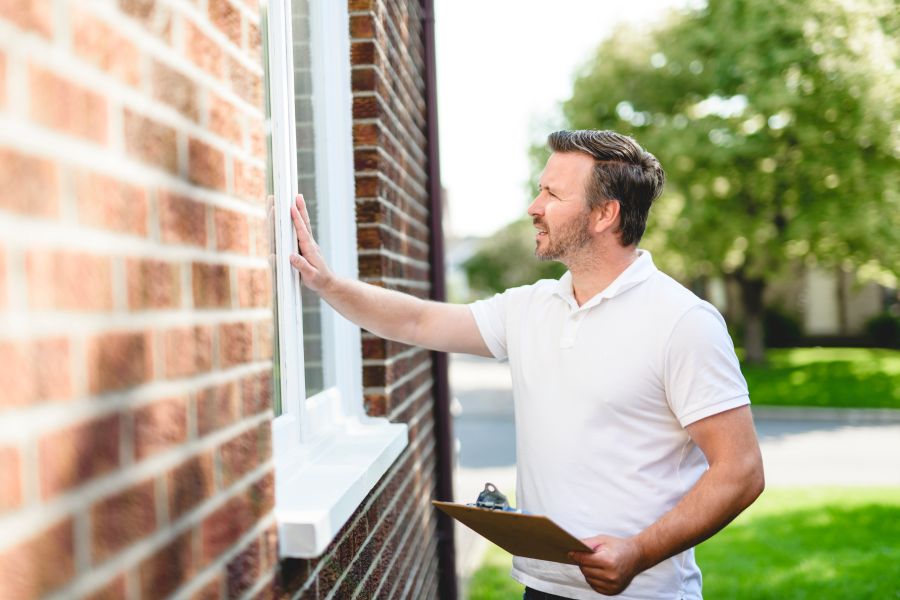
570, 405, 764, 595
288, 194, 492, 357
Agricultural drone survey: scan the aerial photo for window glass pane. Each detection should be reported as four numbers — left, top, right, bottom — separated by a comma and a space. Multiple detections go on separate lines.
293, 0, 327, 397
261, 3, 282, 416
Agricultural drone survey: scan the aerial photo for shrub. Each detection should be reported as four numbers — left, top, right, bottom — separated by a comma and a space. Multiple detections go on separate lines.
865, 312, 900, 349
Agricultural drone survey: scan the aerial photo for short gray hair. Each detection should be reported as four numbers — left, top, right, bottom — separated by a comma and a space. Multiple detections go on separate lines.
548, 130, 665, 246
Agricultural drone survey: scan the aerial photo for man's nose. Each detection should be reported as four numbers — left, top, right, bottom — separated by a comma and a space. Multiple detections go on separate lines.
527, 194, 544, 217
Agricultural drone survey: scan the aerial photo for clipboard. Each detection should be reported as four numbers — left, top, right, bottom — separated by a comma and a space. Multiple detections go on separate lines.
433, 485, 592, 564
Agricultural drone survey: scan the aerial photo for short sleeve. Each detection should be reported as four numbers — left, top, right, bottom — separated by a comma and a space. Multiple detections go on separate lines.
468, 289, 518, 360
664, 302, 750, 427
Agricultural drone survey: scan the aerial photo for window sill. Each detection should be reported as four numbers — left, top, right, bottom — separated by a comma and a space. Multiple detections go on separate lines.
274, 416, 408, 558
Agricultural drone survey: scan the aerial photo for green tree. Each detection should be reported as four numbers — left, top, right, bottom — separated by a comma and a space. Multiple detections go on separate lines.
463, 218, 566, 295
560, 0, 899, 362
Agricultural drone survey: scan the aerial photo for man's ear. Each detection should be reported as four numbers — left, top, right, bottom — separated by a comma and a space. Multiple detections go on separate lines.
592, 200, 621, 234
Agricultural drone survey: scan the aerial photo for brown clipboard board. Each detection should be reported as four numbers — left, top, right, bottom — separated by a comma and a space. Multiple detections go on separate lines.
433, 501, 592, 564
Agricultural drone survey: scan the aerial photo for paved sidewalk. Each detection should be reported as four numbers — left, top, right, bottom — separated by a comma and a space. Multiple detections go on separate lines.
449, 353, 900, 596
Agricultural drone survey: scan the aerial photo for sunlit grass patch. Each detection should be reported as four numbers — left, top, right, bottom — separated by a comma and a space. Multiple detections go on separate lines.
742, 348, 900, 408
698, 487, 900, 599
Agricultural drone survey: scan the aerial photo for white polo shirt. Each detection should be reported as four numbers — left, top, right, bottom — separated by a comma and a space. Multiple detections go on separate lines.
468, 250, 749, 600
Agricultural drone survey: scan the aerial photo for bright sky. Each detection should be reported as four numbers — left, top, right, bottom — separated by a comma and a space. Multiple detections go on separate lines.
434, 0, 688, 237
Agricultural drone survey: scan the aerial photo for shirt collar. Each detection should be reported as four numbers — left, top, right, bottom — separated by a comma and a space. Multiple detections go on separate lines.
553, 249, 658, 310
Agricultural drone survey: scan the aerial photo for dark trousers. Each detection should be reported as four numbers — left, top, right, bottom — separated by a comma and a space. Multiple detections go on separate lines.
523, 587, 577, 600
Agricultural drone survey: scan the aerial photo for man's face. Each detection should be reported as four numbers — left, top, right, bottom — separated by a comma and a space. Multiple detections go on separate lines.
528, 152, 595, 262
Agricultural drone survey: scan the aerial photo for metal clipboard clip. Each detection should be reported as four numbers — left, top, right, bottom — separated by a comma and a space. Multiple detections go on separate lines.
468, 482, 520, 512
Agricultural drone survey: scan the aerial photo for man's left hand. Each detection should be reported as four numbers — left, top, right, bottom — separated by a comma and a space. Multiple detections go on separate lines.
569, 534, 644, 596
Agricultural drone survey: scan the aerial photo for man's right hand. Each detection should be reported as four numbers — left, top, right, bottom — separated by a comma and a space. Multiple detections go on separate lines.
289, 193, 335, 294
282, 192, 492, 357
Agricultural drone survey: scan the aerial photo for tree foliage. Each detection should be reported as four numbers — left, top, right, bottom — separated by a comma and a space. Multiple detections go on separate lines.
557, 0, 899, 360
563, 0, 898, 284
463, 218, 566, 295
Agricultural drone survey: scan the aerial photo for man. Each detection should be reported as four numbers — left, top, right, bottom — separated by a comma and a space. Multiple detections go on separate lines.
289, 129, 764, 599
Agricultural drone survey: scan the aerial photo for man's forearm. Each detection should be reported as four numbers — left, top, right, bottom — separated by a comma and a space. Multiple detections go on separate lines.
632, 456, 764, 572
318, 275, 428, 346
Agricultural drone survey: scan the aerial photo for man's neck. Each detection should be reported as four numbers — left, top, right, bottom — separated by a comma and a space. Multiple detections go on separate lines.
565, 244, 639, 307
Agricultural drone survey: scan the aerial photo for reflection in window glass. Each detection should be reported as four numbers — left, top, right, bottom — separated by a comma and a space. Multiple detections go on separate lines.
261, 3, 282, 416
292, 0, 327, 397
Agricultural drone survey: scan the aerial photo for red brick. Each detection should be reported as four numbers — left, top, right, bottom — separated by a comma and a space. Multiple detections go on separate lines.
168, 452, 214, 520
219, 321, 252, 367
247, 471, 274, 518
196, 382, 239, 436
26, 250, 113, 311
75, 170, 148, 236
84, 575, 126, 600
254, 321, 273, 361
0, 147, 59, 217
0, 338, 71, 408
233, 160, 264, 203
226, 538, 259, 597
228, 57, 262, 108
0, 444, 22, 514
118, 0, 171, 41
159, 192, 207, 247
0, 341, 33, 408
219, 423, 269, 486
38, 414, 120, 498
188, 138, 226, 191
248, 119, 265, 160
192, 262, 231, 308
209, 93, 242, 144
139, 531, 194, 598
192, 575, 223, 600
0, 518, 74, 599
133, 396, 187, 460
0, 0, 53, 38
124, 109, 178, 174
87, 331, 152, 394
187, 22, 224, 79
91, 480, 157, 561
241, 371, 271, 416
260, 524, 278, 573
30, 65, 107, 144
213, 208, 248, 253
237, 268, 270, 308
201, 494, 253, 565
209, 0, 241, 46
153, 60, 198, 121
32, 337, 72, 400
164, 326, 212, 378
349, 14, 375, 38
246, 21, 261, 55
126, 258, 181, 309
72, 8, 141, 87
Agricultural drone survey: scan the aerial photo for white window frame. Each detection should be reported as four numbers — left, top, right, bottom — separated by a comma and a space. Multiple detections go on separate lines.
266, 0, 408, 559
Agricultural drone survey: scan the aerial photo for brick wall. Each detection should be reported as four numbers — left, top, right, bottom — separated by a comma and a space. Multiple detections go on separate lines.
0, 0, 275, 597
0, 0, 444, 598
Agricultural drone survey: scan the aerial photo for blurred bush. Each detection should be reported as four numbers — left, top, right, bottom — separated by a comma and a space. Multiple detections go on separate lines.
865, 312, 900, 349
764, 307, 804, 348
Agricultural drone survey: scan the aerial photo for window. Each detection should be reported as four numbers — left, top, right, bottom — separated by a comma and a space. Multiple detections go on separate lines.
263, 0, 408, 558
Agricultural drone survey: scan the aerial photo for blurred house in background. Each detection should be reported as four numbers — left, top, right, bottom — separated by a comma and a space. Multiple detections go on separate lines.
0, 0, 457, 598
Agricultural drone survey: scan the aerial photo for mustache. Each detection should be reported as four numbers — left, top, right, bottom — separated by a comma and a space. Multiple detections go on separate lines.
532, 218, 547, 228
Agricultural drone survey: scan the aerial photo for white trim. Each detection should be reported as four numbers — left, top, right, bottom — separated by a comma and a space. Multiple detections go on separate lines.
265, 0, 407, 559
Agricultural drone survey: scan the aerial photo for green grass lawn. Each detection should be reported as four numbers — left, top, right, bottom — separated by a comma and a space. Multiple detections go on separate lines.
742, 348, 900, 409
698, 487, 900, 598
467, 488, 900, 600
